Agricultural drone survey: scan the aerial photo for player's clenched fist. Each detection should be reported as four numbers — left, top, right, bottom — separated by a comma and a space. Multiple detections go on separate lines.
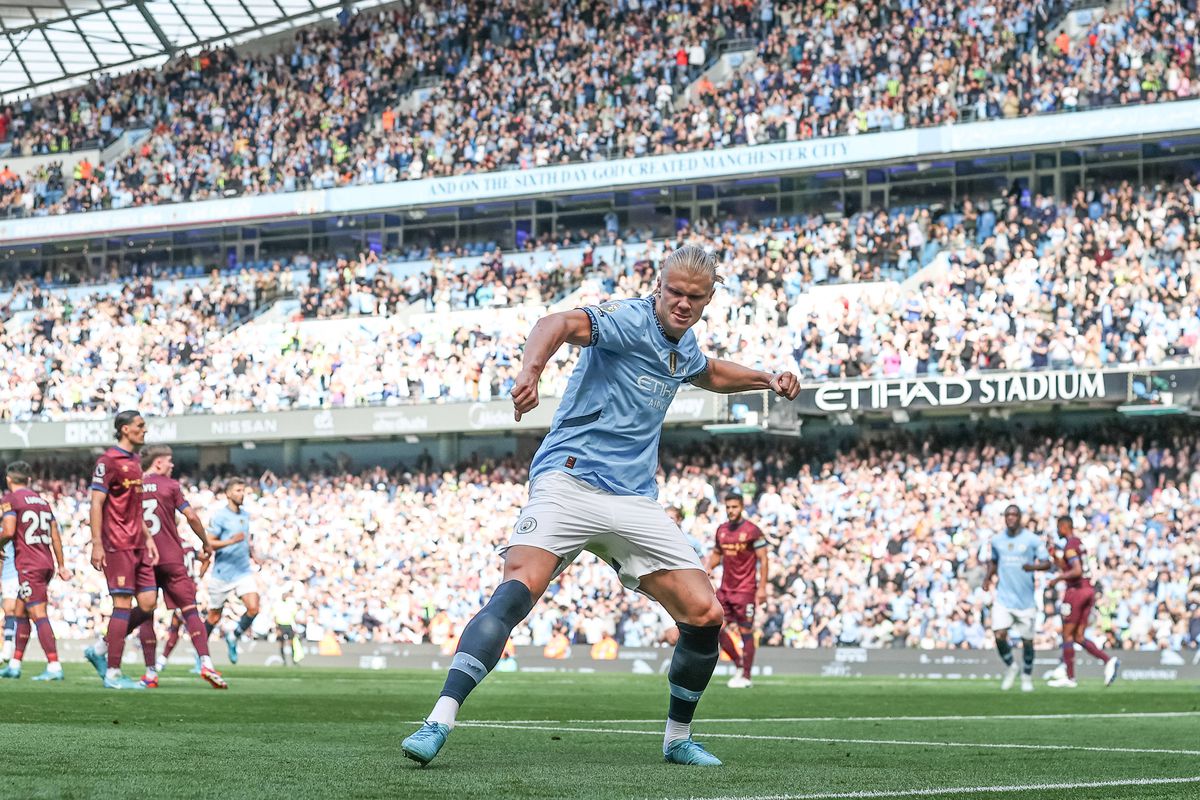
769, 371, 800, 400
512, 368, 540, 421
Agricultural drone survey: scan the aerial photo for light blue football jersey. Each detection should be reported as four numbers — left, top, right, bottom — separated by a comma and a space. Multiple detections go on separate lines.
528, 296, 708, 499
210, 505, 253, 582
991, 529, 1049, 610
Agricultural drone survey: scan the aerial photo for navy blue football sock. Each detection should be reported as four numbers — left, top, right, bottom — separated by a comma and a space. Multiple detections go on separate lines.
4, 616, 15, 642
440, 580, 533, 704
667, 622, 720, 724
234, 613, 256, 637
996, 637, 1014, 666
204, 620, 216, 637
1022, 639, 1035, 675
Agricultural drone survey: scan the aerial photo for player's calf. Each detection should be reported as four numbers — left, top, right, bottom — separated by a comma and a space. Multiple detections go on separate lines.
664, 621, 721, 760
403, 579, 534, 766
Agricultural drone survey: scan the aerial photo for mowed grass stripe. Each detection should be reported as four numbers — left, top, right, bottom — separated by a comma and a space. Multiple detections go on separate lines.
457, 721, 1200, 757
680, 775, 1200, 800
0, 666, 1196, 799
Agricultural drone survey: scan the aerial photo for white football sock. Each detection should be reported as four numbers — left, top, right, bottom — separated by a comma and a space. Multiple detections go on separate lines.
201, 655, 215, 670
47, 661, 63, 674
427, 696, 460, 728
8, 658, 20, 671
664, 719, 691, 752
1, 640, 14, 660
106, 668, 121, 681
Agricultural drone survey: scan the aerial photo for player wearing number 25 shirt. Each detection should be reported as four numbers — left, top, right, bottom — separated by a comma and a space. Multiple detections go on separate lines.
0, 460, 71, 680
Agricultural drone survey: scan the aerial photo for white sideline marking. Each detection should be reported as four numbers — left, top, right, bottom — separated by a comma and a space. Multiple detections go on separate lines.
546, 711, 1200, 724
455, 722, 1200, 757
677, 775, 1200, 800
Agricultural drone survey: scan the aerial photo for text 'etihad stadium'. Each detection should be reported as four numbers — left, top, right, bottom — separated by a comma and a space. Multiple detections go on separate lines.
813, 372, 1106, 412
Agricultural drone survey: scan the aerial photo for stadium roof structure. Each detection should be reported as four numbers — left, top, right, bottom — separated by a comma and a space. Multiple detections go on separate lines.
0, 0, 389, 101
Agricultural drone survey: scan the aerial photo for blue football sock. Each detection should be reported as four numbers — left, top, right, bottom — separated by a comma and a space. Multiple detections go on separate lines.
234, 613, 256, 637
667, 622, 720, 724
1022, 639, 1035, 675
3, 616, 15, 642
996, 637, 1014, 666
440, 580, 533, 704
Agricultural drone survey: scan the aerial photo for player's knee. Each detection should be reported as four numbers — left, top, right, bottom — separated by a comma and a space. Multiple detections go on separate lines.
688, 598, 724, 629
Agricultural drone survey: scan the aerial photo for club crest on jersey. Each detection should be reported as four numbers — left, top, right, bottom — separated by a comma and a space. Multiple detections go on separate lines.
668, 351, 678, 375
602, 303, 619, 313
516, 517, 538, 534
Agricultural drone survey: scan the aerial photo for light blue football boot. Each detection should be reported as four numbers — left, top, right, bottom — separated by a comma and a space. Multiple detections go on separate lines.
102, 674, 146, 690
664, 737, 722, 766
402, 721, 451, 766
83, 645, 107, 678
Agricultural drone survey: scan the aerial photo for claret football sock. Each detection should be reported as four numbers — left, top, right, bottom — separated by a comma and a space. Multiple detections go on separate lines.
1061, 641, 1076, 678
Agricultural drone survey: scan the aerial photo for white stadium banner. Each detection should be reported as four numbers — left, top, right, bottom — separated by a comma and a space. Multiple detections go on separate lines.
2, 100, 1199, 244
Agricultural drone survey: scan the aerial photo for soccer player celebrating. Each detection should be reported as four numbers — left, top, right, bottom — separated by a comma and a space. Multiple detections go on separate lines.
207, 478, 259, 663
1047, 514, 1120, 688
403, 244, 800, 767
138, 445, 227, 689
984, 504, 1051, 692
0, 461, 71, 681
83, 410, 160, 690
706, 493, 768, 689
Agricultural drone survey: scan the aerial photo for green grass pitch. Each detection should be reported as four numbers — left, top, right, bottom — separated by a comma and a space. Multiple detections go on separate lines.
1, 664, 1197, 799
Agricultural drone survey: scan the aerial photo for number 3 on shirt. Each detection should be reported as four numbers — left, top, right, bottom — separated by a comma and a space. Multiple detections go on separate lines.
142, 498, 161, 536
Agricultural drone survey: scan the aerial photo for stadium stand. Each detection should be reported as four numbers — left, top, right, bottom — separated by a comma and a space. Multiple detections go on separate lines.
16, 421, 1200, 652
1, 0, 1195, 217
3, 174, 1198, 421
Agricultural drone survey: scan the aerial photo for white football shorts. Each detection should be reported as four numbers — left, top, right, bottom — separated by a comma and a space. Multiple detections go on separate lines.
501, 470, 703, 591
207, 572, 259, 609
1, 557, 17, 601
991, 603, 1037, 640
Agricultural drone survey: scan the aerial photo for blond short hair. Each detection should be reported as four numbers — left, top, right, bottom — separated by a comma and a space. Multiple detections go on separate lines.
661, 244, 723, 286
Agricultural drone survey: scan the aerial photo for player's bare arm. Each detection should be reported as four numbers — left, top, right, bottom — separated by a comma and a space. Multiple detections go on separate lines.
143, 520, 159, 566
1021, 558, 1053, 573
182, 506, 213, 563
208, 532, 246, 550
0, 510, 14, 550
50, 520, 72, 582
691, 358, 800, 399
1052, 556, 1084, 584
755, 546, 769, 606
512, 309, 593, 421
89, 489, 107, 571
704, 547, 721, 578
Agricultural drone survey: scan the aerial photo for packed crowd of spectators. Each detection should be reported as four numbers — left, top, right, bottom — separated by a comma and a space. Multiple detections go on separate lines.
3, 174, 1199, 420
3, 0, 1197, 217
12, 422, 1200, 654
0, 271, 280, 421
